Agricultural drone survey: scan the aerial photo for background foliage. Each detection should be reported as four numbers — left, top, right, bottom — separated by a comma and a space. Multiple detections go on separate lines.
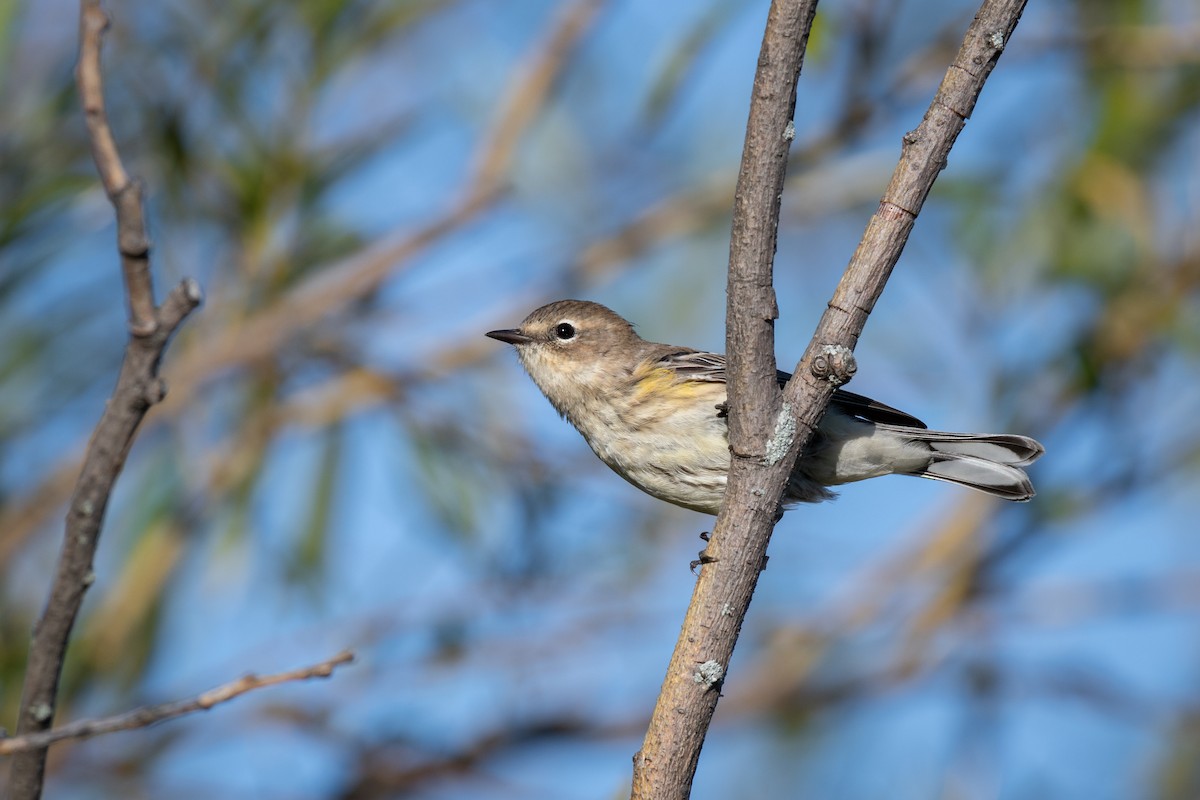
2, 0, 1199, 797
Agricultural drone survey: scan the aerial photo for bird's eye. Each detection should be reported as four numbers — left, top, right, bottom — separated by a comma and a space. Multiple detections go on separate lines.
554, 322, 576, 340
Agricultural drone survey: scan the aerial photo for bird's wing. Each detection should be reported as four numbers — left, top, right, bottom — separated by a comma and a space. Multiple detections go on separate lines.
829, 389, 927, 429
658, 349, 927, 429
658, 349, 793, 385
656, 349, 731, 382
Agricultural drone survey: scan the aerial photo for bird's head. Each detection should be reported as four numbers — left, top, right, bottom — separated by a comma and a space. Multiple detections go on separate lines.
486, 299, 644, 413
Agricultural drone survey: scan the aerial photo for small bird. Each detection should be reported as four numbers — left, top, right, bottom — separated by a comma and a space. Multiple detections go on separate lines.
487, 300, 1044, 515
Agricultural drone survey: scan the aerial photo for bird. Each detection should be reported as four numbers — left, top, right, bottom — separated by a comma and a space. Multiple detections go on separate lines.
486, 300, 1044, 515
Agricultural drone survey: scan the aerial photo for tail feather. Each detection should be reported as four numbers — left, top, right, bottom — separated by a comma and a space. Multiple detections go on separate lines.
891, 428, 1044, 466
919, 454, 1036, 500
883, 427, 1045, 501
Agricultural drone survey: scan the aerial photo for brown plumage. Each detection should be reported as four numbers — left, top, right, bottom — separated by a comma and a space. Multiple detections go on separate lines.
488, 300, 1044, 514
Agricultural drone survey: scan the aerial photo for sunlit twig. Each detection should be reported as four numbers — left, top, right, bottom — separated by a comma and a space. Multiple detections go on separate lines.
0, 652, 355, 756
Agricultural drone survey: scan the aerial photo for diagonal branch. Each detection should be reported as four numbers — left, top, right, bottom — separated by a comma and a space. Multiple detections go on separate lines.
6, 3, 203, 797
632, 0, 1029, 796
0, 652, 354, 756
470, 0, 607, 194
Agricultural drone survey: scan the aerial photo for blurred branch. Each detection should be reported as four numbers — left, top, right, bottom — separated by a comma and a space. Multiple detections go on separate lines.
166, 0, 605, 392
0, 469, 78, 568
0, 652, 354, 756
1099, 24, 1200, 67
7, 3, 203, 797
339, 717, 636, 800
577, 9, 913, 284
729, 497, 999, 713
576, 137, 869, 283
0, 0, 609, 569
471, 0, 606, 192
1068, 24, 1200, 68
633, 0, 1029, 796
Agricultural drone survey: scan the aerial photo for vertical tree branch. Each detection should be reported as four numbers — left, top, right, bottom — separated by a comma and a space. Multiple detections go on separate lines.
7, 3, 202, 798
631, 0, 820, 795
631, 1, 1028, 797
76, 1, 155, 335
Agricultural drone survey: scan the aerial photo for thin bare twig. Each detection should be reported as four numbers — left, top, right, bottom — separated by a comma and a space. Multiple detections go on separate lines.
632, 1, 1029, 797
0, 652, 354, 756
6, 3, 203, 797
76, 0, 154, 335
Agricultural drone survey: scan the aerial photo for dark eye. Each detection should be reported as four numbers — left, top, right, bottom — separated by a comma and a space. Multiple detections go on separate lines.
554, 322, 576, 340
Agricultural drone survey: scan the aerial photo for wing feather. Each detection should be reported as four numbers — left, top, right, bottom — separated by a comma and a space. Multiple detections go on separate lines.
656, 350, 927, 429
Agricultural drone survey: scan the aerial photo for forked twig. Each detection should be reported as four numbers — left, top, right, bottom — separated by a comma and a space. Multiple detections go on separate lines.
6, 2, 202, 796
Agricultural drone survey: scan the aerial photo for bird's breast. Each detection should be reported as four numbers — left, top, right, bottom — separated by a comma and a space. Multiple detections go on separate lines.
566, 377, 732, 514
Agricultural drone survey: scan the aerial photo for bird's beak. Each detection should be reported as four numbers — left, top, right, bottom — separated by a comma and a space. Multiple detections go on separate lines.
486, 328, 532, 345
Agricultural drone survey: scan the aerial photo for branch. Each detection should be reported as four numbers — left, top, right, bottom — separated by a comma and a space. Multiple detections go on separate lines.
0, 652, 354, 756
76, 0, 155, 335
632, 0, 820, 793
632, 0, 1028, 796
7, 3, 203, 797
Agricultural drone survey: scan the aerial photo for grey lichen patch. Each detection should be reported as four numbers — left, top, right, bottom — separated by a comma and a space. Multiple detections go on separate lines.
694, 660, 724, 687
31, 703, 53, 722
764, 401, 796, 466
183, 277, 205, 304
783, 120, 796, 141
988, 30, 1005, 48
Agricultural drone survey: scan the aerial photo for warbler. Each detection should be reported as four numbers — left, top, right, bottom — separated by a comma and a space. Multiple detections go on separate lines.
487, 300, 1044, 515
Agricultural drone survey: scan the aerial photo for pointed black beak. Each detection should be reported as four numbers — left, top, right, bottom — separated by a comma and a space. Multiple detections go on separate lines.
486, 328, 532, 345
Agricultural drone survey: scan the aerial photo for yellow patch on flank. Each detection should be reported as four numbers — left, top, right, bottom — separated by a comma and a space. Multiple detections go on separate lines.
633, 367, 704, 401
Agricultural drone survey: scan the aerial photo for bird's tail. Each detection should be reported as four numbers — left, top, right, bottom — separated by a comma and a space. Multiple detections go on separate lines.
892, 428, 1045, 501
